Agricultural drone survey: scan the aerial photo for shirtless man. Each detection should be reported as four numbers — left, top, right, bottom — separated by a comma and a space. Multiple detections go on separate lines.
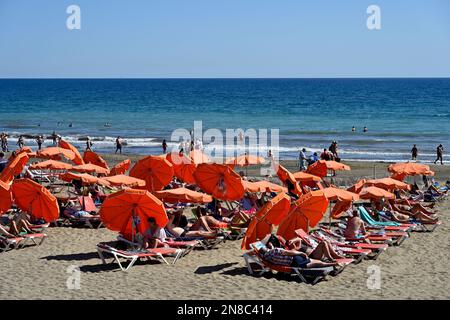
344, 209, 367, 239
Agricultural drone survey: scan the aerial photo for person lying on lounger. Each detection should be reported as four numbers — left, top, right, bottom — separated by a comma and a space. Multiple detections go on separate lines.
165, 210, 219, 238
386, 201, 438, 224
281, 236, 345, 262
63, 200, 98, 218
1, 211, 34, 236
0, 223, 16, 238
258, 242, 339, 269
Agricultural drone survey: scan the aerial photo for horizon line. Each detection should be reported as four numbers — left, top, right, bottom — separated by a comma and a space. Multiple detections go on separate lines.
1, 76, 450, 80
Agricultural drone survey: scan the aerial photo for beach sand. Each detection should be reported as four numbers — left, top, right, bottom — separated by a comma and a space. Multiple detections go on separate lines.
1, 156, 449, 300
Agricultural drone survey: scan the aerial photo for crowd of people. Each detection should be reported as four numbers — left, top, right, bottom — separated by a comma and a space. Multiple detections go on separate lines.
298, 141, 340, 170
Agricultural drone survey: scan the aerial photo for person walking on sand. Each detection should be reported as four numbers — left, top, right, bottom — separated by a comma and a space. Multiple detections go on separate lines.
115, 136, 123, 154
162, 139, 168, 154
434, 144, 444, 165
299, 148, 307, 171
411, 144, 418, 161
36, 135, 44, 150
51, 131, 58, 146
17, 136, 24, 149
1, 133, 8, 152
86, 137, 93, 151
329, 141, 338, 160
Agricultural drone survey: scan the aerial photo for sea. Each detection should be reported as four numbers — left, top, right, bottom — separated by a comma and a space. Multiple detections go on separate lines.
0, 78, 449, 163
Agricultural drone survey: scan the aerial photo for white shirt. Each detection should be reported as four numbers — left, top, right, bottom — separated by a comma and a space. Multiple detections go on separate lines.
144, 226, 167, 241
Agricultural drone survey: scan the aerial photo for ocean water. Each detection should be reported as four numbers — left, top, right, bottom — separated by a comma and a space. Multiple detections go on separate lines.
0, 78, 449, 163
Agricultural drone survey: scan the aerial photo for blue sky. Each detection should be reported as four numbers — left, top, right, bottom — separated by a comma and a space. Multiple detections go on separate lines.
0, 0, 449, 78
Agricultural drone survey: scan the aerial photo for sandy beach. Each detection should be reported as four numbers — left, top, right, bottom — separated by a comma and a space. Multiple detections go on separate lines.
1, 155, 449, 300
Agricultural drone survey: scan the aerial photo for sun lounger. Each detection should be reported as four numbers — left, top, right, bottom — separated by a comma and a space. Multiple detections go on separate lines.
117, 232, 224, 252
62, 197, 103, 229
97, 242, 183, 271
359, 206, 416, 232
294, 228, 368, 264
243, 242, 335, 285
373, 208, 441, 233
117, 234, 197, 258
337, 219, 409, 246
63, 210, 103, 229
317, 227, 388, 260
0, 235, 24, 252
25, 169, 52, 183
0, 232, 47, 252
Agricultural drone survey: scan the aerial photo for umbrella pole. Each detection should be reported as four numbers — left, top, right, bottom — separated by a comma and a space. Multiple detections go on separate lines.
328, 202, 332, 228
131, 207, 136, 245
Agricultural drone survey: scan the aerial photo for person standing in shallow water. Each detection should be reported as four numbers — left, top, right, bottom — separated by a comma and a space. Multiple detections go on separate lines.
434, 144, 444, 165
411, 144, 418, 160
115, 136, 123, 154
162, 139, 167, 154
86, 137, 93, 151
17, 136, 24, 149
36, 135, 44, 150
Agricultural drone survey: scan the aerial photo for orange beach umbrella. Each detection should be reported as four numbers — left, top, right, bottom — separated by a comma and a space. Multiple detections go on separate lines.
365, 177, 410, 191
293, 171, 322, 182
29, 160, 73, 171
322, 187, 360, 202
388, 162, 434, 177
347, 179, 367, 194
0, 153, 29, 184
60, 172, 111, 187
0, 180, 13, 214
109, 159, 131, 176
102, 175, 146, 188
277, 190, 329, 239
276, 164, 302, 196
331, 200, 353, 219
193, 163, 245, 201
307, 160, 350, 178
154, 187, 213, 203
11, 179, 59, 222
72, 163, 110, 175
166, 152, 197, 184
99, 189, 168, 236
129, 155, 174, 192
241, 193, 291, 250
225, 154, 265, 167
59, 139, 84, 165
37, 147, 76, 162
8, 147, 33, 161
359, 186, 395, 201
83, 150, 109, 170
243, 180, 287, 193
